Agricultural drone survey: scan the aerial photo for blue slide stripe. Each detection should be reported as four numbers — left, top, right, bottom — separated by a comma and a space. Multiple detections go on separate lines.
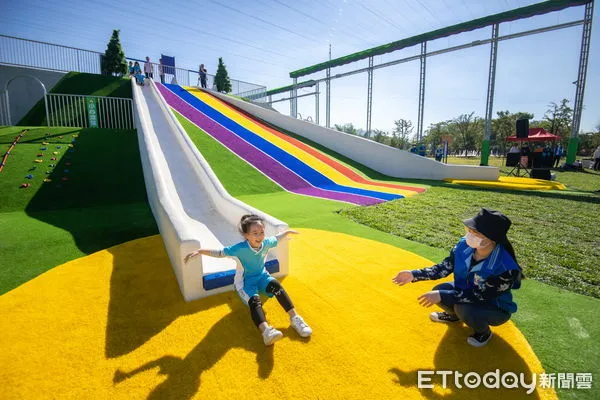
164, 84, 402, 201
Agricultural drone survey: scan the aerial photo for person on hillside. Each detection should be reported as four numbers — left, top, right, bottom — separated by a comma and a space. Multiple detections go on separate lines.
127, 61, 134, 77
144, 56, 154, 80
184, 214, 312, 346
133, 62, 145, 85
435, 147, 443, 162
198, 63, 207, 89
554, 144, 564, 168
593, 145, 600, 171
392, 208, 523, 347
158, 58, 165, 84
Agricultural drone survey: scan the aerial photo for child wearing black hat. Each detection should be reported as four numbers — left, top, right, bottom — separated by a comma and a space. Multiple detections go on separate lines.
392, 208, 523, 347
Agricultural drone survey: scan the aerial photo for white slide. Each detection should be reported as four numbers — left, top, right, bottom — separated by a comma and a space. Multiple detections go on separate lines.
209, 91, 499, 182
131, 80, 290, 301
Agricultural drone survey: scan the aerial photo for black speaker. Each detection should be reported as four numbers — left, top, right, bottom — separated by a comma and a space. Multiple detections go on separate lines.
531, 169, 551, 180
516, 118, 529, 138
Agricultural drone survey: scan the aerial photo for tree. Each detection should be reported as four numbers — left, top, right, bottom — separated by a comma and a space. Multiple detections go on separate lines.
101, 30, 127, 76
578, 131, 600, 156
334, 123, 358, 135
371, 129, 388, 144
454, 112, 481, 156
544, 99, 573, 140
214, 57, 232, 93
392, 119, 413, 149
422, 121, 448, 149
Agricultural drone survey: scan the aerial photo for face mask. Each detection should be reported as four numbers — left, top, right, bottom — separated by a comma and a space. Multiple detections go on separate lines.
465, 232, 485, 249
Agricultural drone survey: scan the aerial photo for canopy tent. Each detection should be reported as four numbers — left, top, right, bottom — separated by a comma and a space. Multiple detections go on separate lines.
506, 128, 561, 142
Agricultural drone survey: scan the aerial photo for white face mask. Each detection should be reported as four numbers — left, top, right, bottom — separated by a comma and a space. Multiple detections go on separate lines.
465, 232, 486, 249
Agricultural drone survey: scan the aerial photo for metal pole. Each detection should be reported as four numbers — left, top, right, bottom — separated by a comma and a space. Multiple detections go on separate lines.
292, 77, 297, 118
326, 67, 331, 128
316, 82, 320, 125
567, 1, 593, 164
366, 56, 374, 137
481, 23, 499, 166
417, 41, 427, 143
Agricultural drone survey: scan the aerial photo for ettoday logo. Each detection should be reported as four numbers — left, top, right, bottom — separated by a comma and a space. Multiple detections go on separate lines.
417, 370, 593, 394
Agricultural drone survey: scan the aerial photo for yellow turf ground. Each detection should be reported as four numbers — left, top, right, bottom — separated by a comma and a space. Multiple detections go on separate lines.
1, 229, 556, 399
444, 176, 566, 191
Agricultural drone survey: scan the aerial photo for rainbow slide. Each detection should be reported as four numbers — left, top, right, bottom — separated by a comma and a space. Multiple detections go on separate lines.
157, 83, 426, 206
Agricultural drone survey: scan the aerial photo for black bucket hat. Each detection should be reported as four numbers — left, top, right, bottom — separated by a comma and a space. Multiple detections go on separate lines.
463, 208, 512, 244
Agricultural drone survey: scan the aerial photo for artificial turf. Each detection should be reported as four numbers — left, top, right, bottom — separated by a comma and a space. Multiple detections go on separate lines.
0, 126, 157, 294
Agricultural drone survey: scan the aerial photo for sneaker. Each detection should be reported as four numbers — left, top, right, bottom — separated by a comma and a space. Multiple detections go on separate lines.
290, 315, 312, 337
467, 330, 493, 347
430, 312, 460, 323
262, 326, 283, 346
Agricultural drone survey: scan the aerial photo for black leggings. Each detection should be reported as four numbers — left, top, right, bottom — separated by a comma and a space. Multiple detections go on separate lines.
248, 280, 294, 328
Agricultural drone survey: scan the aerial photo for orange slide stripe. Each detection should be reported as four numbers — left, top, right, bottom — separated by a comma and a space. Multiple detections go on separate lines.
205, 94, 426, 194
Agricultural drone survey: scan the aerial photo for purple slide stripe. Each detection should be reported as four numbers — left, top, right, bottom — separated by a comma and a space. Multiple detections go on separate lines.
156, 83, 382, 206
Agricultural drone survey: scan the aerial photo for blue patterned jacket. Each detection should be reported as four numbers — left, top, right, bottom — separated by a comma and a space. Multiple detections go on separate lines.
411, 238, 521, 313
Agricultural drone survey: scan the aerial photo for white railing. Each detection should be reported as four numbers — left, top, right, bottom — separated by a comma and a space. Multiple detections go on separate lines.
1, 35, 267, 96
125, 57, 266, 96
237, 87, 268, 102
0, 34, 102, 74
45, 93, 134, 129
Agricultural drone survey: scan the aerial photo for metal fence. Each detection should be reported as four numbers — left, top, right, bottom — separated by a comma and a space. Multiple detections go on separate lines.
0, 91, 9, 126
0, 34, 267, 106
45, 93, 134, 129
125, 57, 266, 97
0, 34, 102, 74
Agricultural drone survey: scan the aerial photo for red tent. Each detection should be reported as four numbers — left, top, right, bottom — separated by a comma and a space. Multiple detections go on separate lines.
506, 128, 560, 142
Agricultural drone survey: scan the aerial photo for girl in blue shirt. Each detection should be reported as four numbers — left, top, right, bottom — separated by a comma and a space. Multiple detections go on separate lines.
185, 214, 312, 345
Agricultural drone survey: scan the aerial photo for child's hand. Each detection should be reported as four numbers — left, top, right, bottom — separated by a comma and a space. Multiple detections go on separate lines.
392, 270, 414, 286
184, 251, 199, 264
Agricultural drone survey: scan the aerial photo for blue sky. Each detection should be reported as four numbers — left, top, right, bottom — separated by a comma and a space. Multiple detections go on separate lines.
2, 0, 599, 134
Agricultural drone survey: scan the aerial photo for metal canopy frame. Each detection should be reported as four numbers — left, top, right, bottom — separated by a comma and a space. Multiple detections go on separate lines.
267, 0, 593, 165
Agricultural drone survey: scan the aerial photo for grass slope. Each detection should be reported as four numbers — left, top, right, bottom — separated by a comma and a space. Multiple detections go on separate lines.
18, 72, 133, 126
0, 126, 157, 294
341, 184, 600, 298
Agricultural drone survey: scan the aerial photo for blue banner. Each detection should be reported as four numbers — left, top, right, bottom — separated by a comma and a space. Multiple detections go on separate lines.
161, 55, 175, 75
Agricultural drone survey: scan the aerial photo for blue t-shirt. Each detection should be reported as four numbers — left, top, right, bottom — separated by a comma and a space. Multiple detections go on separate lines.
223, 236, 278, 278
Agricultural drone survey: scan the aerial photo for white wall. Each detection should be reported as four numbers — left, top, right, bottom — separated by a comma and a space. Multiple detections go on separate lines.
0, 65, 66, 124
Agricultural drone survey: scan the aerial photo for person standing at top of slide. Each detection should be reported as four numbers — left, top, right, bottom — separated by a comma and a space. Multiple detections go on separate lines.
198, 63, 207, 88
144, 56, 154, 80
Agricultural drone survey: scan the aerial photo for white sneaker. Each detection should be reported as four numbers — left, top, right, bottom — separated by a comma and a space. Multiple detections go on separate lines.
290, 315, 312, 337
262, 326, 283, 346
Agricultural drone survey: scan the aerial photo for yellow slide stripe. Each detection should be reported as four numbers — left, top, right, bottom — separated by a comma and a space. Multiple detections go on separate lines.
184, 87, 417, 197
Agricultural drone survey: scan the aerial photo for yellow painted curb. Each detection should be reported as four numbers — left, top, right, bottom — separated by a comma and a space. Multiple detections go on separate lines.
444, 176, 566, 190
